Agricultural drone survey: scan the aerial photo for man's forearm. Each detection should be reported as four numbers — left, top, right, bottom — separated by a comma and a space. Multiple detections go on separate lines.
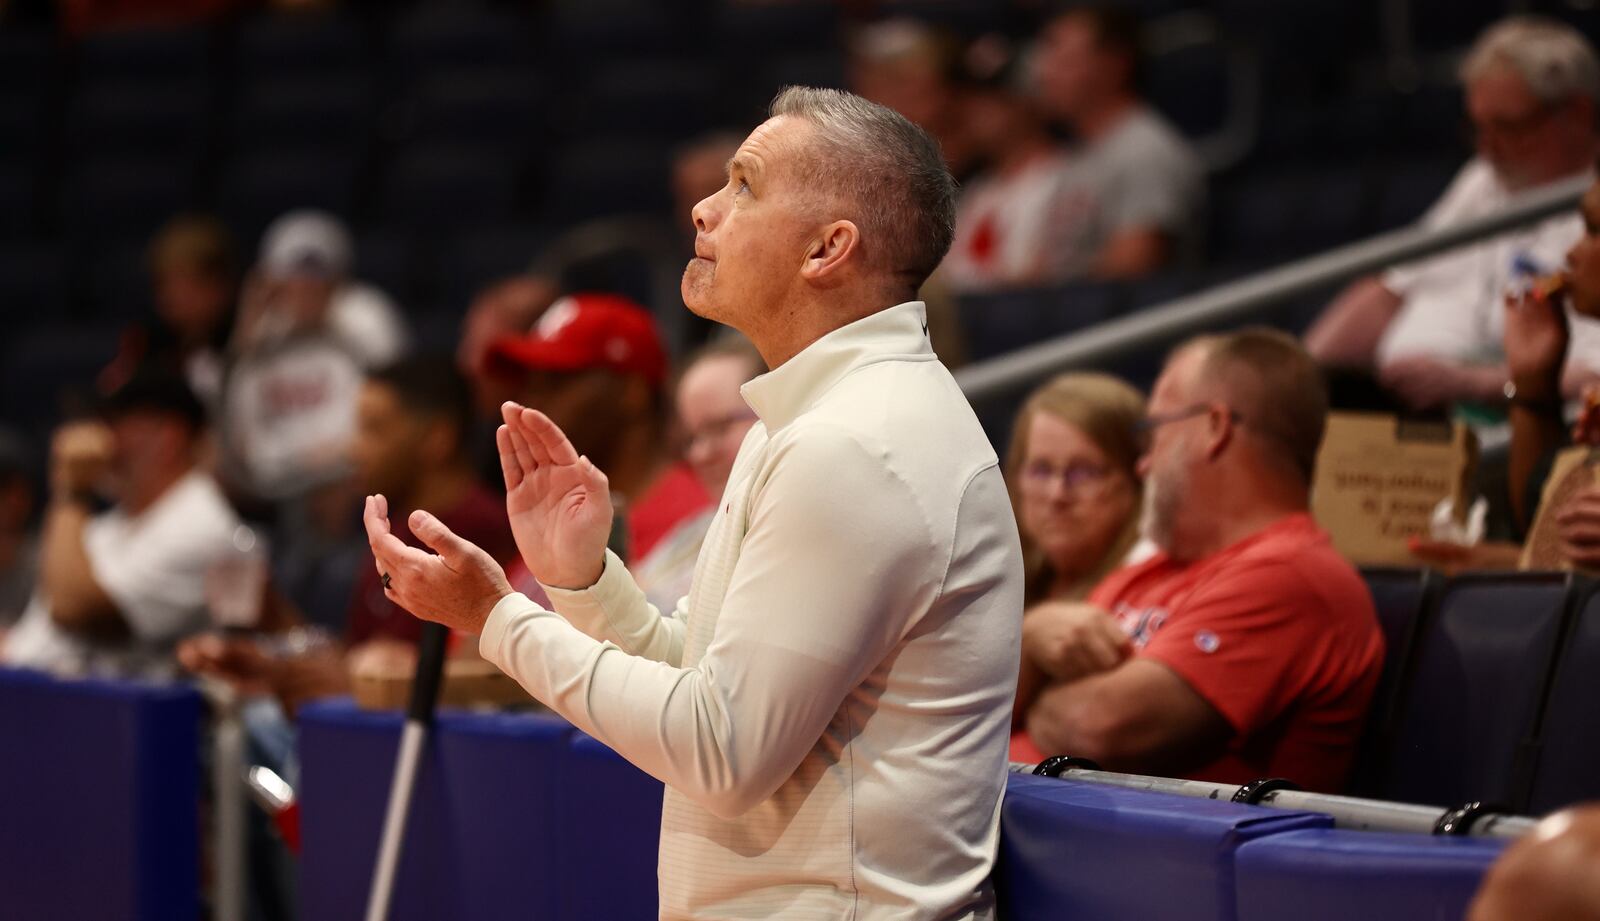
39, 498, 118, 632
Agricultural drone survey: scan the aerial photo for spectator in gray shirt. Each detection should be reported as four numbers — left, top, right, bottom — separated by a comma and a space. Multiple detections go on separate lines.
1033, 4, 1205, 279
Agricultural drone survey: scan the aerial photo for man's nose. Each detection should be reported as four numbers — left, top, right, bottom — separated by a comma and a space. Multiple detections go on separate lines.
691, 193, 718, 234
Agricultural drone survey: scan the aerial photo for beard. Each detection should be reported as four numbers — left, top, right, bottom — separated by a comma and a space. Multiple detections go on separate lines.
1140, 449, 1189, 557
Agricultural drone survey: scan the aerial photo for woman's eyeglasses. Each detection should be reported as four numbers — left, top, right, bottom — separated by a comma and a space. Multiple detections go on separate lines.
1019, 460, 1116, 497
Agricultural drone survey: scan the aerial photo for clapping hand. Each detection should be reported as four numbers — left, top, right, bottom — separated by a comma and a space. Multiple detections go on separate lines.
363, 495, 513, 635
497, 401, 613, 590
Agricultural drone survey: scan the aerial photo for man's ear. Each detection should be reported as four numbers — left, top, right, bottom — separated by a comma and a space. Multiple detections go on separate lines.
1205, 404, 1234, 460
800, 220, 860, 284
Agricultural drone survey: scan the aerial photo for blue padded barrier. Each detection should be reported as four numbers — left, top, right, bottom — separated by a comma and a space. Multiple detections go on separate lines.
0, 667, 202, 921
561, 733, 664, 920
297, 700, 457, 921
995, 772, 1331, 921
437, 710, 575, 921
1234, 828, 1505, 921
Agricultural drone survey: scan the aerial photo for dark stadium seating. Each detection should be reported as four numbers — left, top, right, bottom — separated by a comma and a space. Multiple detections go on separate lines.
541, 135, 676, 223
380, 143, 523, 233
956, 282, 1125, 363
438, 223, 554, 311
402, 72, 546, 156
1378, 572, 1577, 811
219, 147, 362, 245
1527, 581, 1600, 813
76, 24, 212, 89
234, 9, 373, 83
1348, 567, 1439, 797
228, 75, 374, 161
66, 84, 209, 163
59, 154, 197, 250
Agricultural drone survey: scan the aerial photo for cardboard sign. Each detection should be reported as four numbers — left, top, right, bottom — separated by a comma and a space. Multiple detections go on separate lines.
1311, 413, 1478, 565
1521, 446, 1600, 572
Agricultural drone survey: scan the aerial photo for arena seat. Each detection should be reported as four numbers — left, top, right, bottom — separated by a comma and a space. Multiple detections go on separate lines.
0, 242, 66, 324
438, 223, 553, 311
1347, 567, 1437, 796
218, 147, 361, 246
1210, 165, 1369, 265
228, 76, 374, 161
381, 143, 522, 233
1377, 572, 1576, 810
389, 4, 539, 80
995, 772, 1330, 921
1528, 582, 1600, 813
0, 668, 202, 921
571, 60, 726, 143
59, 154, 196, 250
68, 82, 208, 156
234, 9, 373, 84
355, 228, 426, 310
404, 72, 546, 157
77, 24, 212, 90
0, 164, 38, 240
541, 136, 675, 223
1372, 156, 1459, 231
0, 322, 122, 435
957, 282, 1125, 364
1233, 828, 1505, 921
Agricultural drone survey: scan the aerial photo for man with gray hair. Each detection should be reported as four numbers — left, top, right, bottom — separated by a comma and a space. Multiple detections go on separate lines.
1307, 16, 1600, 410
364, 87, 1025, 919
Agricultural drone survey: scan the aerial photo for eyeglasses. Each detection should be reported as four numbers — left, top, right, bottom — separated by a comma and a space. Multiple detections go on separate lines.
1019, 459, 1118, 497
1134, 403, 1240, 436
683, 409, 758, 452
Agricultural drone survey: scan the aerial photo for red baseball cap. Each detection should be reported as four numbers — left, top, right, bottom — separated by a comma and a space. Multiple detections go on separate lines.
485, 293, 667, 389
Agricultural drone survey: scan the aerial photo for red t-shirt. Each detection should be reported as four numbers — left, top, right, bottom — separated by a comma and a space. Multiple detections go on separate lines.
346, 485, 519, 647
1022, 514, 1383, 792
627, 463, 711, 561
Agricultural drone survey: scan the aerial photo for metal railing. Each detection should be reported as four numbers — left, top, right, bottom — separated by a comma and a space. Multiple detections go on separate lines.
955, 174, 1590, 404
1012, 760, 1539, 840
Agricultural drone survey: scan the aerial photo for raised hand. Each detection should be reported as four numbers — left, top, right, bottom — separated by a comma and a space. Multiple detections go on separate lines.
363, 494, 513, 634
497, 401, 613, 589
1504, 289, 1569, 399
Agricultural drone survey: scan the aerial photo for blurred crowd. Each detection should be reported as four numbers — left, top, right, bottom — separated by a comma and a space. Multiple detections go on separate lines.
7, 4, 1600, 918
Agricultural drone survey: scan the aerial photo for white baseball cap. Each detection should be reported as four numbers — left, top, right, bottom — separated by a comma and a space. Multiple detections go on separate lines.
258, 209, 353, 279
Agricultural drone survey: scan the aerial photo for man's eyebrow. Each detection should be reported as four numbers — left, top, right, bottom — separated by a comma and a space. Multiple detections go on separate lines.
726, 156, 761, 179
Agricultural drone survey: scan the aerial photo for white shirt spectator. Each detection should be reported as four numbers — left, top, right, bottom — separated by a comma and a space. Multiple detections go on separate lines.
222, 337, 366, 500
1378, 157, 1600, 373
478, 302, 1024, 919
4, 470, 241, 678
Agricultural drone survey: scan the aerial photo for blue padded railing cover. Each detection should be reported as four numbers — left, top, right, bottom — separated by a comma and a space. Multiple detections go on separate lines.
0, 667, 202, 921
1234, 828, 1505, 921
995, 772, 1330, 921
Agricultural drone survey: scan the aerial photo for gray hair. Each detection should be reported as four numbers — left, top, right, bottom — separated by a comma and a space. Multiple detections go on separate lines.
768, 86, 957, 288
1461, 16, 1600, 105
